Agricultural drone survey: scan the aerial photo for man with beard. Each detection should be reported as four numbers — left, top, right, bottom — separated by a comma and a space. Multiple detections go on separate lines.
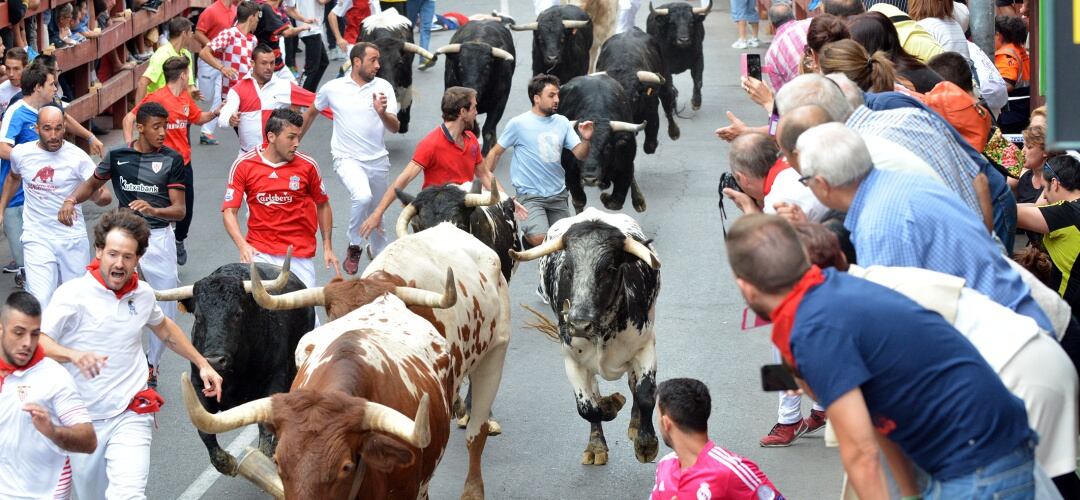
359, 86, 495, 239
482, 74, 593, 249
1, 107, 110, 306
224, 108, 339, 289
39, 209, 222, 499
60, 102, 187, 389
651, 378, 783, 500
301, 42, 398, 275
0, 291, 96, 500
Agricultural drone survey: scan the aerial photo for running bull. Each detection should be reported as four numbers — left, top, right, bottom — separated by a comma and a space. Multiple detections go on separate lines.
155, 250, 313, 477
436, 17, 516, 155
511, 5, 592, 84
647, 0, 713, 111
559, 74, 648, 213
358, 8, 437, 134
513, 208, 661, 465
181, 223, 511, 499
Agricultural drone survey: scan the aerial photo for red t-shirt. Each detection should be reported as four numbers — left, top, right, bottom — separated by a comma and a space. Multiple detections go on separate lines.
196, 0, 238, 41
412, 125, 482, 189
651, 442, 782, 500
134, 87, 203, 165
222, 149, 329, 258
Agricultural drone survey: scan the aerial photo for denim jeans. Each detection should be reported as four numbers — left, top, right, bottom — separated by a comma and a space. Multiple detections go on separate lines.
406, 0, 435, 51
923, 439, 1036, 500
987, 164, 1017, 255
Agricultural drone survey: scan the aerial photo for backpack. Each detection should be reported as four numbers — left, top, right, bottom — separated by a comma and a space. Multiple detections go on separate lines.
923, 81, 992, 153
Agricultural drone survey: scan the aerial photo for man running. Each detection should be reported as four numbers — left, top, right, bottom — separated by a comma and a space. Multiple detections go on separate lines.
40, 209, 222, 500
1, 106, 111, 306
0, 291, 96, 500
301, 41, 398, 274
61, 102, 187, 388
224, 108, 339, 288
194, 0, 238, 145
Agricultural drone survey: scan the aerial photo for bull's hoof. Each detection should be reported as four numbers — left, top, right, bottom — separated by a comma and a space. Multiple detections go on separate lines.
210, 450, 239, 477
461, 480, 484, 500
486, 419, 502, 436
457, 413, 469, 429
668, 125, 681, 141
582, 449, 609, 465
634, 432, 659, 463
632, 197, 647, 213
453, 396, 466, 419
644, 139, 658, 154
691, 97, 702, 111
627, 421, 639, 441
600, 192, 624, 210
599, 393, 626, 421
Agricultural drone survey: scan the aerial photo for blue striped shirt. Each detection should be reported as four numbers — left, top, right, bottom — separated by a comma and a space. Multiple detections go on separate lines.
845, 169, 1052, 332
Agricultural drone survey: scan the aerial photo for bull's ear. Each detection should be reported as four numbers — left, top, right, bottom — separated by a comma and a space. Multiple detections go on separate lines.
395, 188, 416, 206
178, 298, 195, 314
359, 434, 416, 472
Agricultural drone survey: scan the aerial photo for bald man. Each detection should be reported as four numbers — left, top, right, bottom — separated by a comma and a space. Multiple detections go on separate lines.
776, 104, 833, 172
0, 107, 110, 306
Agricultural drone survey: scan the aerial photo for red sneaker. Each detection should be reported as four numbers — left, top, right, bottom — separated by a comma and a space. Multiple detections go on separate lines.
344, 245, 362, 275
760, 421, 806, 447
799, 409, 827, 436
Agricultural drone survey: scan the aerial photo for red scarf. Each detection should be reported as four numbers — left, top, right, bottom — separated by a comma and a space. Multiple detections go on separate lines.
770, 265, 826, 369
761, 157, 791, 197
0, 344, 45, 388
86, 259, 140, 299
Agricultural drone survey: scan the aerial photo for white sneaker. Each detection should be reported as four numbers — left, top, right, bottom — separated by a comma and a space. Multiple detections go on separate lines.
731, 38, 748, 49
747, 37, 761, 48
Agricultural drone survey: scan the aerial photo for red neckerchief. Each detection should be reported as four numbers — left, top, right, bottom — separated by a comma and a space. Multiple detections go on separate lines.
762, 157, 791, 197
0, 344, 45, 375
86, 259, 140, 299
770, 265, 826, 369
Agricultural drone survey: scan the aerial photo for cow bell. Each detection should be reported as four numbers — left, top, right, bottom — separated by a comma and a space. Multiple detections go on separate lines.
236, 447, 285, 500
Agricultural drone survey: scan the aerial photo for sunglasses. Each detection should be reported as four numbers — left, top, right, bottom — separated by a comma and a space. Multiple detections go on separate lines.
798, 174, 813, 186
1043, 162, 1060, 183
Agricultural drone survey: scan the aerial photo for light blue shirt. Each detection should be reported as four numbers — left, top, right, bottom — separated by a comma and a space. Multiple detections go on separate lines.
498, 111, 580, 197
845, 168, 1053, 332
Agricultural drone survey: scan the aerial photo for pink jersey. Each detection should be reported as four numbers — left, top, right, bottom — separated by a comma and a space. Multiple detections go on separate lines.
651, 442, 782, 500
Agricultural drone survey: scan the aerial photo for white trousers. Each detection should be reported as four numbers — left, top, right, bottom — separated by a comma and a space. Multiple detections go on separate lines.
22, 235, 90, 308
141, 227, 178, 368
616, 0, 643, 34
533, 0, 559, 15
197, 59, 222, 136
70, 411, 153, 500
253, 252, 316, 289
333, 156, 389, 253
774, 345, 823, 424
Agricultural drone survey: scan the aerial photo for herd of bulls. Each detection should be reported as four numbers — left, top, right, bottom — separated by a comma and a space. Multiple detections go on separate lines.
163, 2, 715, 498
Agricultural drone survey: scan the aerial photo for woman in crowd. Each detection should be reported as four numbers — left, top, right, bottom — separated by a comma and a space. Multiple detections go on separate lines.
817, 39, 898, 93
908, 0, 969, 59
846, 11, 943, 93
802, 14, 849, 73
1016, 155, 1080, 319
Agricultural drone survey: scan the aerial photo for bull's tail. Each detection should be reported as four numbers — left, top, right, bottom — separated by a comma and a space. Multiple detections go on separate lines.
520, 304, 560, 343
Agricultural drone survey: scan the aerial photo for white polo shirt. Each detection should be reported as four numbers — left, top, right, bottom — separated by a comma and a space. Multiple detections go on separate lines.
763, 168, 829, 222
10, 141, 96, 241
42, 272, 165, 420
0, 355, 90, 499
313, 75, 398, 162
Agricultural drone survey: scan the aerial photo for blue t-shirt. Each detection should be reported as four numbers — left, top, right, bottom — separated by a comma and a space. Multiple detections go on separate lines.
0, 100, 39, 208
498, 111, 581, 197
790, 269, 1032, 480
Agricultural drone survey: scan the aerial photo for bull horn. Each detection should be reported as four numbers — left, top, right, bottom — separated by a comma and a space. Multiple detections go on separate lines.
692, 0, 713, 15
464, 179, 500, 207
181, 372, 273, 434
490, 47, 515, 61
649, 2, 669, 16
624, 238, 661, 270
610, 120, 647, 133
395, 204, 419, 238
394, 268, 457, 309
360, 393, 432, 449
562, 20, 589, 28
509, 236, 564, 262
402, 42, 436, 61
235, 448, 285, 499
435, 43, 461, 55
250, 262, 326, 310
154, 284, 193, 302
242, 246, 294, 293
509, 22, 538, 31
636, 71, 666, 85
589, 71, 608, 77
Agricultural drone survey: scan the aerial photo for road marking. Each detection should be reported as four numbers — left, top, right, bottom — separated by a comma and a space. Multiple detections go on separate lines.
176, 425, 260, 500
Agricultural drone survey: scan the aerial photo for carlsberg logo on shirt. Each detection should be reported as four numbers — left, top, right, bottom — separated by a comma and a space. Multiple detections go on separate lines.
119, 176, 160, 193
256, 192, 294, 206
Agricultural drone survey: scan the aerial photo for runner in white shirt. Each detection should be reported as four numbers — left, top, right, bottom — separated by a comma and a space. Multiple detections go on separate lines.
1, 107, 111, 307
39, 209, 223, 500
301, 41, 399, 275
0, 291, 96, 500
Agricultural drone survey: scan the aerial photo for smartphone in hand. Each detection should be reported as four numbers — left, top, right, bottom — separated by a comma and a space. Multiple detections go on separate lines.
740, 53, 762, 81
761, 364, 799, 392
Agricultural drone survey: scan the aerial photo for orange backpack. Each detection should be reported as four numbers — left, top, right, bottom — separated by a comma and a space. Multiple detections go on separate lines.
923, 81, 992, 153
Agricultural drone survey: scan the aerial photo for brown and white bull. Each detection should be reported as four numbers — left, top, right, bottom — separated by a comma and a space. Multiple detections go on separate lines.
180, 223, 511, 499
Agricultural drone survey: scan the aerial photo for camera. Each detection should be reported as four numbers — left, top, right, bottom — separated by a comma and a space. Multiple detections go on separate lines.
718, 172, 743, 193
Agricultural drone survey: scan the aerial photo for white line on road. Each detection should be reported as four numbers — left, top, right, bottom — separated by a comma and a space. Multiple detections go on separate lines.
176, 425, 260, 500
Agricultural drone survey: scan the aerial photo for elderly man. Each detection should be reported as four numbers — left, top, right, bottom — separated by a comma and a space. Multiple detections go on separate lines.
762, 3, 810, 94
796, 122, 1052, 334
723, 131, 827, 222
725, 213, 1038, 499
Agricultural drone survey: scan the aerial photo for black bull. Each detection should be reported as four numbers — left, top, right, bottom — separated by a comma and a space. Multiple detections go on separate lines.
647, 0, 714, 111
595, 28, 680, 155
512, 5, 593, 84
437, 19, 517, 155
558, 74, 649, 213
360, 14, 436, 134
170, 261, 315, 476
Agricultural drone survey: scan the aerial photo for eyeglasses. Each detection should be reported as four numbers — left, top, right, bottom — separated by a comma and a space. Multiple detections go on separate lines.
798, 174, 813, 186
1043, 162, 1060, 183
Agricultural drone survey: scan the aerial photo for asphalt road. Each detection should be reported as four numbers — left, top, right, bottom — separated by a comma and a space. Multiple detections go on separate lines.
0, 0, 843, 497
